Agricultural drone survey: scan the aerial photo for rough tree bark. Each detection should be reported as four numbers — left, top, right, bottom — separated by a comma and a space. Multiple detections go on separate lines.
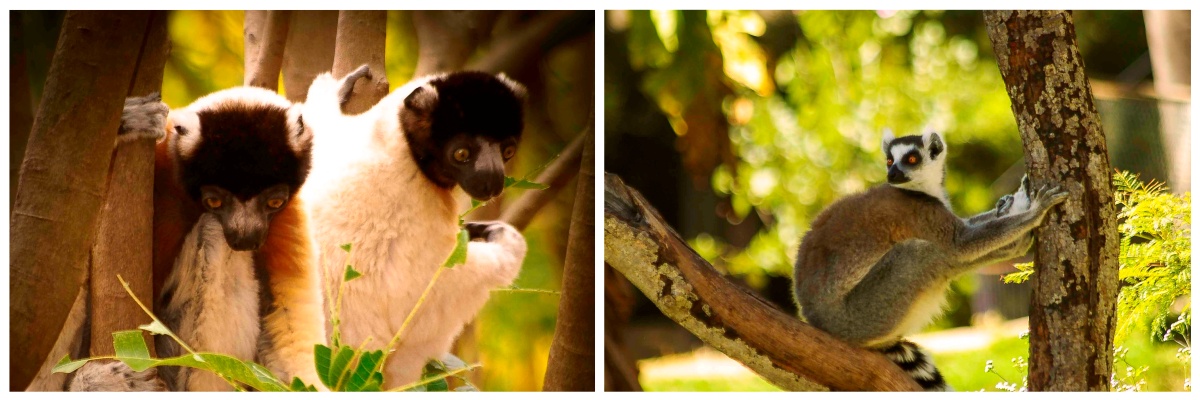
984, 10, 1120, 391
605, 174, 921, 392
542, 117, 595, 392
9, 11, 151, 390
88, 10, 170, 357
332, 10, 389, 114
281, 11, 337, 102
243, 10, 290, 90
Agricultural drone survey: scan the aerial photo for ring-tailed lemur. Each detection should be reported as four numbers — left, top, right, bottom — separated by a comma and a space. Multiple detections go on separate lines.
792, 130, 1066, 391
298, 66, 527, 387
70, 88, 326, 391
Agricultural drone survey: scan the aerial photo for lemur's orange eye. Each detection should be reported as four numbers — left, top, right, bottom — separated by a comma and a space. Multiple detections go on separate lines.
205, 197, 222, 209
886, 159, 893, 167
907, 155, 917, 164
502, 146, 516, 160
453, 148, 470, 163
267, 198, 284, 209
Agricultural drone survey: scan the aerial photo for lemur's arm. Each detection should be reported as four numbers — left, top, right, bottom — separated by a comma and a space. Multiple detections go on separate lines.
950, 183, 1067, 264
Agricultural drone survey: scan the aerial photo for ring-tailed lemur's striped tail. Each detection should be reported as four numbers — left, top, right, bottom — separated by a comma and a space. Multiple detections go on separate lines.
880, 340, 951, 391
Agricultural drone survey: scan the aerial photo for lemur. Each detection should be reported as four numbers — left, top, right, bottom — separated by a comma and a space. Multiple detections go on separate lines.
298, 66, 528, 387
791, 130, 1067, 391
69, 88, 326, 391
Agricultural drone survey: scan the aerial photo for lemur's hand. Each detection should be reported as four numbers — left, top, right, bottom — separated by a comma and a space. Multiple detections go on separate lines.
995, 194, 1015, 217
119, 93, 169, 143
68, 361, 166, 391
1029, 183, 1069, 218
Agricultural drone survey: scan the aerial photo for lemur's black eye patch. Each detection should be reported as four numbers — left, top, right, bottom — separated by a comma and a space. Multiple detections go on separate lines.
903, 150, 922, 165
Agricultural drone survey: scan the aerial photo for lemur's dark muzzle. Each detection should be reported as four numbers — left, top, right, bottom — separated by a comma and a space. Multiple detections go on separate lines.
887, 167, 910, 184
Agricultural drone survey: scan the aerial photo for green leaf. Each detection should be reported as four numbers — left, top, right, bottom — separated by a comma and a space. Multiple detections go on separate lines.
423, 378, 449, 392
112, 330, 155, 371
503, 176, 518, 188
470, 199, 482, 209
52, 354, 88, 374
315, 344, 334, 388
343, 265, 362, 282
339, 243, 352, 253
290, 377, 316, 392
346, 350, 385, 392
138, 320, 171, 336
437, 353, 469, 371
327, 346, 356, 390
442, 228, 470, 268
510, 179, 549, 190
454, 382, 479, 391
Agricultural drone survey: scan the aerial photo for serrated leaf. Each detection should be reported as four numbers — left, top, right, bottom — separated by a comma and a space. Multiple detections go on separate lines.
346, 350, 384, 392
138, 320, 171, 336
510, 179, 549, 190
442, 228, 469, 268
339, 243, 352, 253
315, 344, 334, 388
52, 354, 88, 374
343, 265, 362, 282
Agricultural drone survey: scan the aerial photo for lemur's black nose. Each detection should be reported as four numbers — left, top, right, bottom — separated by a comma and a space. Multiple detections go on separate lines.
887, 167, 909, 184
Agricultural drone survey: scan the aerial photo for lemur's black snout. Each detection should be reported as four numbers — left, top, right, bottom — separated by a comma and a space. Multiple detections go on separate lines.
887, 166, 910, 184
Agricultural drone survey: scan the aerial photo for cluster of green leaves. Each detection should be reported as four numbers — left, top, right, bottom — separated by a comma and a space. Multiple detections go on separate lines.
621, 11, 1021, 284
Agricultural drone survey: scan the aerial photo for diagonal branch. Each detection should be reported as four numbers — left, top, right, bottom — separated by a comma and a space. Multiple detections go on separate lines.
499, 124, 590, 231
604, 173, 922, 392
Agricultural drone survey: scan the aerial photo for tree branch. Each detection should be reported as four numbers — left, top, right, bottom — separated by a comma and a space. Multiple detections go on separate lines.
243, 10, 290, 90
499, 125, 589, 231
466, 11, 588, 74
9, 11, 151, 390
333, 10, 389, 114
604, 173, 921, 392
984, 10, 1120, 391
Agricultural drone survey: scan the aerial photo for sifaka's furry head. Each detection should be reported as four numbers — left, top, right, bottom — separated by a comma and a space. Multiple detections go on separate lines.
881, 129, 947, 202
398, 71, 526, 201
167, 87, 312, 250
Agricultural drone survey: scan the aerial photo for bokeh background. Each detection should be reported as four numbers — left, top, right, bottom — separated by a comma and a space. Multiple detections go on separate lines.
604, 10, 1190, 391
11, 10, 594, 391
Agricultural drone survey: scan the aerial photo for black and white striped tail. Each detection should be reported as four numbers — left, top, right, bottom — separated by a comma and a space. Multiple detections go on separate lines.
880, 340, 951, 391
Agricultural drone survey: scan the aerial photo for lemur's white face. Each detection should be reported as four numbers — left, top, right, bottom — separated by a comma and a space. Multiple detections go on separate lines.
882, 130, 947, 199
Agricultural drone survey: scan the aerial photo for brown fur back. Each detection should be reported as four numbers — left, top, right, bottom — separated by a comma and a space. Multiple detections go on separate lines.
794, 186, 959, 304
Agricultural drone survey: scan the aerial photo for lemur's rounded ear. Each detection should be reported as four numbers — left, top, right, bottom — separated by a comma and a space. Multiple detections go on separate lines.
286, 104, 311, 154
404, 85, 439, 115
926, 132, 945, 160
881, 128, 895, 153
496, 73, 527, 101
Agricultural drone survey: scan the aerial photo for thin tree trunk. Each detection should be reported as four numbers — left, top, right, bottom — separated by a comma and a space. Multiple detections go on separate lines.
88, 10, 169, 357
281, 11, 337, 102
411, 10, 498, 77
466, 11, 580, 75
605, 174, 921, 392
1143, 10, 1191, 193
542, 117, 596, 392
243, 10, 290, 90
9, 10, 151, 390
332, 10, 389, 114
984, 10, 1120, 391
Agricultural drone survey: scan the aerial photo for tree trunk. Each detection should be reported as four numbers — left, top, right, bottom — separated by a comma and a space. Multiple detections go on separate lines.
542, 117, 596, 392
10, 11, 34, 210
243, 10, 290, 90
983, 10, 1120, 391
9, 10, 151, 390
1142, 10, 1191, 193
605, 173, 922, 392
332, 10, 389, 114
281, 11, 337, 102
88, 10, 169, 357
411, 11, 498, 77
466, 11, 581, 75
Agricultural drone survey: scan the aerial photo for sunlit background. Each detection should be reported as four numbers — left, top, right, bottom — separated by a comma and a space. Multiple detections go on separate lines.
605, 10, 1190, 391
12, 10, 594, 391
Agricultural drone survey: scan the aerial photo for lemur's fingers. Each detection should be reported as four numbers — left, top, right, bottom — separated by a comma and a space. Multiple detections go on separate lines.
995, 194, 1014, 216
338, 64, 373, 106
119, 93, 170, 143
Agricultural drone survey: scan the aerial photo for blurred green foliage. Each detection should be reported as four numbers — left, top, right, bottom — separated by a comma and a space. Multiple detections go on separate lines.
154, 11, 570, 391
618, 10, 1022, 286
